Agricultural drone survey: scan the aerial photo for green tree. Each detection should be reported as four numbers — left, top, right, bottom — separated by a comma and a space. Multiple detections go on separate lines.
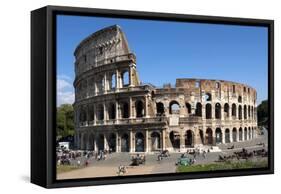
56, 104, 74, 139
257, 100, 268, 127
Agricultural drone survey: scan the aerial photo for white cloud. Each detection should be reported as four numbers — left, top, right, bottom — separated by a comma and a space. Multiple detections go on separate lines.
57, 91, 74, 106
57, 79, 72, 90
57, 75, 74, 106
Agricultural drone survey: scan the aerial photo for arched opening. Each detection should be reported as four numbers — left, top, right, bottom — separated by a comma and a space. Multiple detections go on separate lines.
239, 127, 243, 141
251, 106, 254, 119
97, 134, 105, 151
195, 103, 202, 117
111, 73, 116, 90
96, 76, 104, 93
244, 127, 248, 140
135, 100, 144, 118
206, 104, 212, 119
88, 134, 95, 150
122, 70, 129, 87
79, 108, 87, 122
232, 128, 237, 142
238, 105, 242, 120
244, 105, 247, 119
232, 103, 237, 118
199, 129, 204, 144
215, 103, 221, 119
121, 102, 129, 118
248, 127, 251, 139
224, 103, 229, 118
156, 102, 165, 116
225, 129, 230, 143
88, 105, 95, 121
169, 101, 180, 114
135, 132, 145, 152
97, 104, 104, 120
121, 133, 129, 152
151, 132, 161, 151
82, 133, 87, 150
215, 128, 222, 144
248, 105, 251, 118
205, 93, 212, 101
108, 103, 116, 119
185, 130, 193, 147
108, 133, 116, 152
186, 103, 191, 114
252, 127, 254, 139
169, 131, 180, 149
205, 128, 213, 145
238, 96, 242, 103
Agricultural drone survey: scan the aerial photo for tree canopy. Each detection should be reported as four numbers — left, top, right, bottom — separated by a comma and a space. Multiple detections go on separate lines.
257, 100, 268, 127
56, 104, 74, 139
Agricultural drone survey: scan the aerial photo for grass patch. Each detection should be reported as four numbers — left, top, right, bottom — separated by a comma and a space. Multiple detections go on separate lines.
177, 160, 268, 173
57, 165, 81, 174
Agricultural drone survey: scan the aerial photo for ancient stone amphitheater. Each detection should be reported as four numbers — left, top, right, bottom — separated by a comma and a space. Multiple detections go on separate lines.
73, 25, 258, 153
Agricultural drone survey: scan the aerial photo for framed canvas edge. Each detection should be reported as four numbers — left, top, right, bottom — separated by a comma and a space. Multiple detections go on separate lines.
31, 5, 274, 188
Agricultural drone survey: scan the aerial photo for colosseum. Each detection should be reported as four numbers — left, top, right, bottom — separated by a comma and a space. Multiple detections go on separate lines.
73, 25, 258, 153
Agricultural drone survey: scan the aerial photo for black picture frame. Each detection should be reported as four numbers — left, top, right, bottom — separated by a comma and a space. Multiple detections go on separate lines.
31, 5, 274, 188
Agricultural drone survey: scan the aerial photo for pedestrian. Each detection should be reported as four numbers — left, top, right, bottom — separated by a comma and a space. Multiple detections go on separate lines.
203, 150, 206, 159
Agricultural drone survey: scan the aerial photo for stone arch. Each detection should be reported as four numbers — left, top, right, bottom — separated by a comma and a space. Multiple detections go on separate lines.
205, 93, 212, 101
199, 129, 204, 144
244, 105, 247, 119
169, 131, 180, 149
186, 103, 192, 114
135, 100, 144, 118
225, 128, 230, 143
244, 127, 248, 141
135, 132, 145, 152
121, 101, 129, 118
121, 133, 129, 152
156, 102, 165, 116
97, 104, 104, 120
238, 95, 242, 103
88, 133, 95, 150
169, 100, 180, 114
224, 103, 230, 118
121, 70, 129, 87
88, 105, 95, 121
238, 105, 242, 120
215, 128, 222, 144
205, 128, 213, 145
195, 103, 202, 117
239, 127, 243, 141
79, 107, 87, 122
232, 128, 237, 142
108, 133, 116, 152
232, 103, 237, 118
206, 103, 212, 119
108, 103, 116, 119
185, 130, 194, 147
151, 132, 161, 151
82, 133, 88, 150
111, 73, 116, 90
215, 103, 221, 119
97, 134, 105, 151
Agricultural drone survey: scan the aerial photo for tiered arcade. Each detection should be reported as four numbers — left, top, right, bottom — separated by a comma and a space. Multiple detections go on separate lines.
73, 25, 258, 153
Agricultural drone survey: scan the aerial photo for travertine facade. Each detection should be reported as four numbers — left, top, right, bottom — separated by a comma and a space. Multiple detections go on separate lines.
73, 25, 258, 152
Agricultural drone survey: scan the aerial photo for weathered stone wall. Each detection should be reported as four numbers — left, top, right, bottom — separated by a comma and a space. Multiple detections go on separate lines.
73, 25, 258, 153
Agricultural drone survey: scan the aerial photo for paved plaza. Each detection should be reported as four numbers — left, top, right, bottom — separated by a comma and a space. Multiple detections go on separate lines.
57, 134, 268, 180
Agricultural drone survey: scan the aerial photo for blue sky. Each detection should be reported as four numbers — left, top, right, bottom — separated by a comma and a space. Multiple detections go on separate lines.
56, 15, 268, 106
